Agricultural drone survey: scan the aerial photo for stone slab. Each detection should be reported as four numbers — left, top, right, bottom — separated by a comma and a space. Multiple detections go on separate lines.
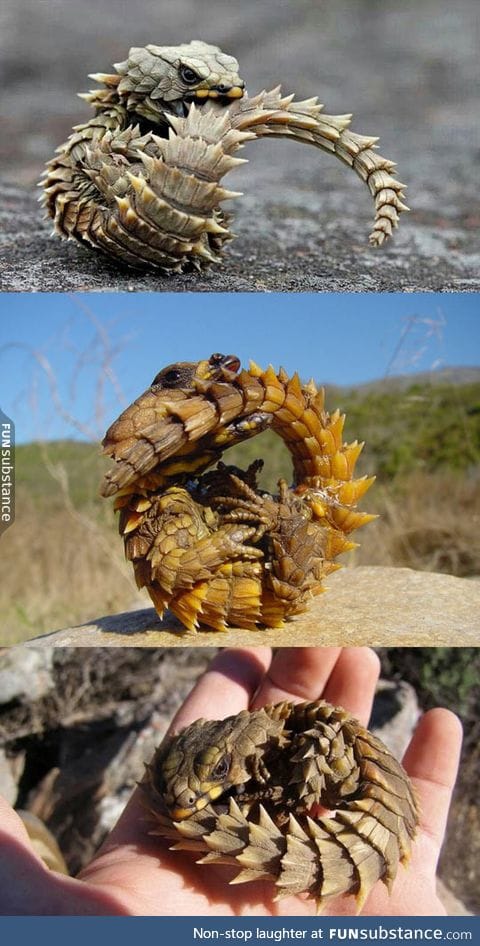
28, 566, 480, 648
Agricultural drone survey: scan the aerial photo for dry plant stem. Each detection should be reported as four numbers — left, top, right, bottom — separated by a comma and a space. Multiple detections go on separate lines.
101, 355, 375, 631
42, 41, 408, 271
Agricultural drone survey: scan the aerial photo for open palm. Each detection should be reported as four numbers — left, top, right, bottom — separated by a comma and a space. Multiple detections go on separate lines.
0, 647, 462, 916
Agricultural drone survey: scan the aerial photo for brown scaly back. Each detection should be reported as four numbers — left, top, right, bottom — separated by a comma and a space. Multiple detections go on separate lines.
42, 42, 408, 271
143, 699, 420, 911
101, 355, 375, 631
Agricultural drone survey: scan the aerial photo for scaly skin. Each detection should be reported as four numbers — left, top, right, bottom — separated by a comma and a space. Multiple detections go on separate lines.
101, 354, 375, 631
143, 699, 419, 911
42, 41, 408, 272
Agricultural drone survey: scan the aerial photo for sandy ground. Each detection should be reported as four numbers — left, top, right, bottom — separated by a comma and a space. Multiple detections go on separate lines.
0, 0, 479, 291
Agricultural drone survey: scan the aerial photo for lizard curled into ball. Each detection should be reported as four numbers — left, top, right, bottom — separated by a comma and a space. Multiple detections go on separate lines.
43, 41, 408, 272
101, 353, 375, 631
142, 698, 419, 911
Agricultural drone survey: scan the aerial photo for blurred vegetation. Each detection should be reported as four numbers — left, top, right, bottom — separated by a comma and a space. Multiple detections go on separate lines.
340, 382, 480, 479
15, 440, 107, 510
379, 648, 479, 724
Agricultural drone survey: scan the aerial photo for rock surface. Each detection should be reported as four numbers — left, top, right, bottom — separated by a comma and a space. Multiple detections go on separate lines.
0, 648, 54, 701
2, 182, 478, 293
369, 680, 421, 759
1, 0, 479, 291
29, 566, 480, 648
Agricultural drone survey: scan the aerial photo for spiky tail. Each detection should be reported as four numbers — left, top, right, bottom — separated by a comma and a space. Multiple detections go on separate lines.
223, 87, 409, 246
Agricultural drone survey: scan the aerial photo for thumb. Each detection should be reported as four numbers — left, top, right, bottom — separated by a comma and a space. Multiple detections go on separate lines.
0, 795, 136, 916
0, 794, 60, 914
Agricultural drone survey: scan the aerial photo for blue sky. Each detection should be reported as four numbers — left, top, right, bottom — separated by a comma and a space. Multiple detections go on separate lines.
1, 292, 479, 443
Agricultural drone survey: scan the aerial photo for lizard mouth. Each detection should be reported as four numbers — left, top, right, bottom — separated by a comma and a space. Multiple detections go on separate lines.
169, 781, 247, 821
209, 353, 241, 375
192, 353, 241, 384
168, 86, 244, 118
193, 86, 244, 101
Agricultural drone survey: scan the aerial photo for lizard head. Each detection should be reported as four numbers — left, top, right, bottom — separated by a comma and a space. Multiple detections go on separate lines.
153, 709, 283, 821
116, 41, 245, 119
150, 352, 240, 390
100, 354, 242, 497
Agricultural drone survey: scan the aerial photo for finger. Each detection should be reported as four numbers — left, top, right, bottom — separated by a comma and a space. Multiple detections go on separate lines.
171, 646, 272, 733
0, 794, 37, 849
322, 647, 381, 726
251, 647, 342, 708
0, 795, 127, 915
403, 708, 463, 853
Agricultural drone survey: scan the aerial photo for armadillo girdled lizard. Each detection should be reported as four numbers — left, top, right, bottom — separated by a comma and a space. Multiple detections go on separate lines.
101, 353, 375, 631
42, 41, 408, 272
143, 699, 419, 911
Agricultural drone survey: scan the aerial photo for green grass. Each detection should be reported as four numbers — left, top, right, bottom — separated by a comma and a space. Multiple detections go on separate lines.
339, 381, 480, 478
15, 440, 106, 509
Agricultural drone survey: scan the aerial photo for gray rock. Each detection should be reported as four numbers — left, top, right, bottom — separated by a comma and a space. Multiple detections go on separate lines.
371, 680, 420, 758
0, 749, 20, 805
0, 647, 54, 703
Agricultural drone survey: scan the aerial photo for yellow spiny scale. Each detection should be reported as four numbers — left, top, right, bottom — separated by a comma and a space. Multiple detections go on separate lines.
338, 476, 376, 506
101, 354, 375, 631
323, 562, 342, 576
123, 511, 145, 534
301, 408, 324, 440
143, 699, 419, 910
344, 440, 365, 472
309, 455, 335, 479
318, 427, 338, 456
325, 532, 358, 559
248, 359, 263, 377
169, 583, 211, 632
331, 451, 350, 481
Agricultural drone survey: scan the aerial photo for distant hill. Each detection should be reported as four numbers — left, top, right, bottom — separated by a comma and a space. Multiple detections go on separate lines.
322, 366, 480, 398
343, 366, 480, 395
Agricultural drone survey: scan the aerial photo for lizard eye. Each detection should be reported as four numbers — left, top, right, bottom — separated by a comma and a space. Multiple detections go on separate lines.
212, 754, 231, 780
180, 65, 200, 84
162, 368, 181, 384
152, 366, 183, 388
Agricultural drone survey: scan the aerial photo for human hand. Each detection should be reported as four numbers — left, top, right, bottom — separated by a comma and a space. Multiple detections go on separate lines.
0, 647, 462, 916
